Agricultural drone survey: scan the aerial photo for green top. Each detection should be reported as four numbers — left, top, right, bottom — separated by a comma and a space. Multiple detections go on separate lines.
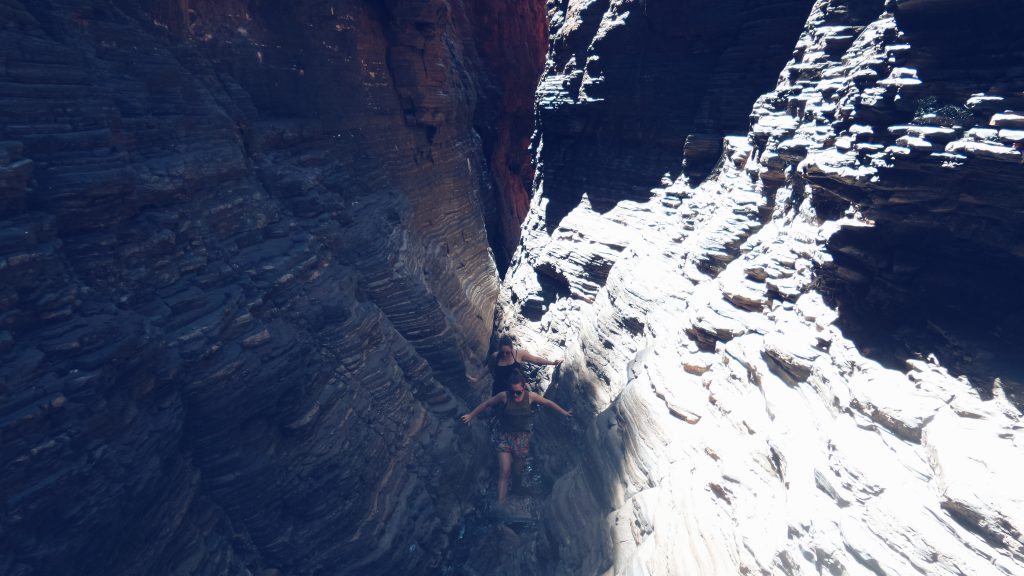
500, 390, 532, 432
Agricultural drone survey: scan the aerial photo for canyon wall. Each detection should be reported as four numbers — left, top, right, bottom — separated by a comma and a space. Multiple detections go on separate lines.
504, 0, 1024, 574
4, 0, 1024, 574
0, 0, 544, 574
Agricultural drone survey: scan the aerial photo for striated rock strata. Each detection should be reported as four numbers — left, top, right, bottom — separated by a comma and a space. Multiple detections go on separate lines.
0, 0, 544, 574
501, 0, 1024, 574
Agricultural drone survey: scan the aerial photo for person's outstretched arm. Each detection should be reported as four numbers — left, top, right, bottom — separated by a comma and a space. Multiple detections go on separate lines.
529, 392, 572, 417
518, 350, 562, 366
461, 393, 505, 424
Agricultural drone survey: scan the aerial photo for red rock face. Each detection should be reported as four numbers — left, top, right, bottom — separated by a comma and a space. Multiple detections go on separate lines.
0, 1, 544, 575
467, 0, 548, 266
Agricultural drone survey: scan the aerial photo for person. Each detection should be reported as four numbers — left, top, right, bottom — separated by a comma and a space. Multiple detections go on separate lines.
465, 335, 563, 395
461, 370, 572, 508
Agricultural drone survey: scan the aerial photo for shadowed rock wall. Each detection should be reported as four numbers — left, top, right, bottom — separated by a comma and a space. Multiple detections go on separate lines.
501, 0, 1024, 574
810, 0, 1024, 390
469, 0, 547, 268
535, 0, 814, 234
0, 0, 544, 574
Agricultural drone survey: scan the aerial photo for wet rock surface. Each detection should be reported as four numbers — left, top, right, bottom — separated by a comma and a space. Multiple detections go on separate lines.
0, 1, 545, 574
501, 0, 1024, 574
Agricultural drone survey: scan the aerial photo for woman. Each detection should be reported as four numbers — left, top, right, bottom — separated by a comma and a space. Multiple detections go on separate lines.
465, 335, 563, 395
461, 370, 572, 507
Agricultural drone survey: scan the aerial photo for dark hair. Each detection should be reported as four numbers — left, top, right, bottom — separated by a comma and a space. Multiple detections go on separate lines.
498, 335, 514, 349
507, 368, 525, 386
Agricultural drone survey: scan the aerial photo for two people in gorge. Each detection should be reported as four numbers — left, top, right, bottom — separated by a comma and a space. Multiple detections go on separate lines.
465, 335, 563, 395
461, 369, 573, 507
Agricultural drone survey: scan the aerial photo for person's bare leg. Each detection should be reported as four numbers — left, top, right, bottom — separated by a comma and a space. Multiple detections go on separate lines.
497, 451, 512, 505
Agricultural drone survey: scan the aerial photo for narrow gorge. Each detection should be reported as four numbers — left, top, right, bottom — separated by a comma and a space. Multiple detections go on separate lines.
2, 1, 1022, 575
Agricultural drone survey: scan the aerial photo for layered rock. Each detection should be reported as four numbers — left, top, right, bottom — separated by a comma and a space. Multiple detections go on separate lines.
535, 0, 814, 228
6, 0, 1024, 573
468, 0, 548, 267
502, 0, 1024, 574
0, 1, 543, 574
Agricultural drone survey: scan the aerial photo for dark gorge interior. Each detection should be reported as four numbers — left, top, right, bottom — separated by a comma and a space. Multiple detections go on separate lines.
3, 1, 1023, 575
2, 1, 536, 573
815, 0, 1024, 408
